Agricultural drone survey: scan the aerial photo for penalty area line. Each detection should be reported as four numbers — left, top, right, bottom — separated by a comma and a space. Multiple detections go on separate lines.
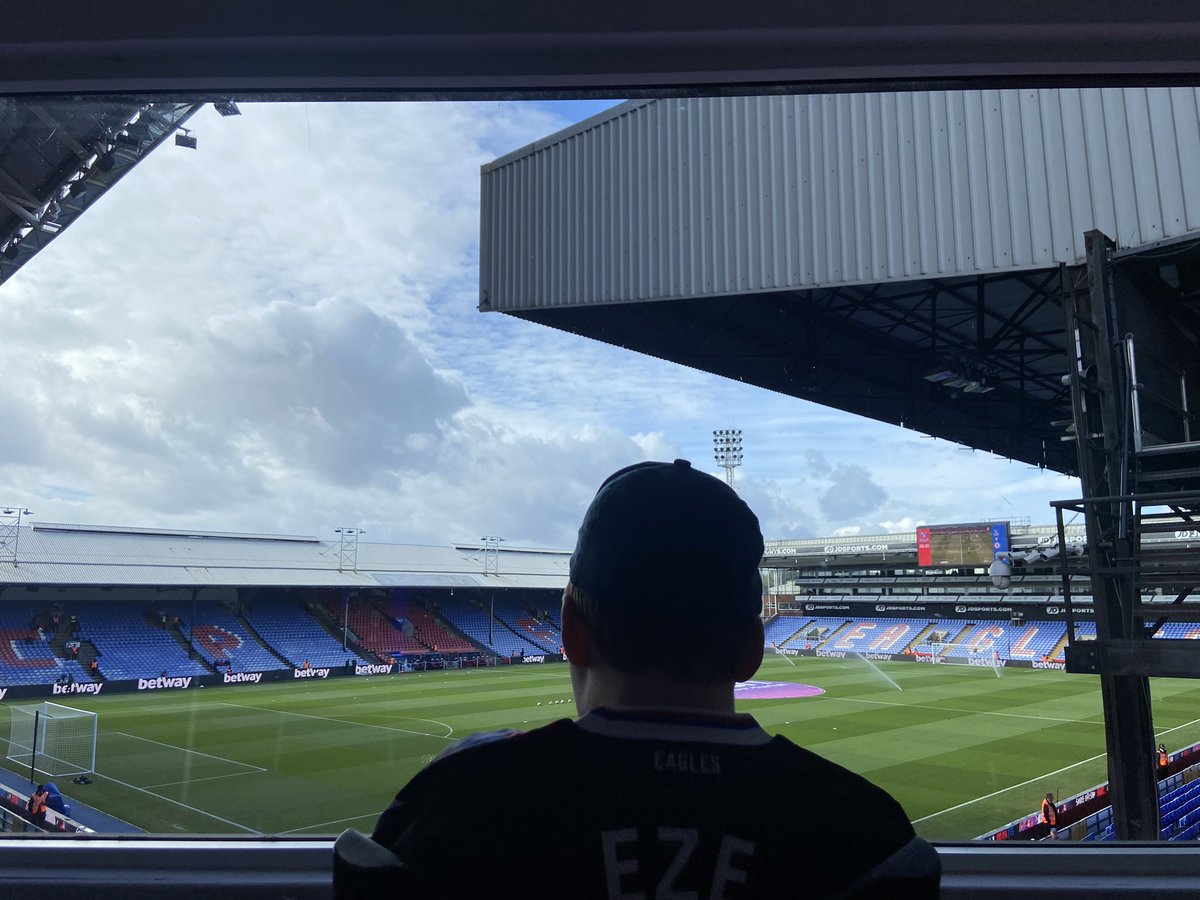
914, 713, 1200, 824
141, 770, 267, 790
105, 731, 267, 773
217, 702, 457, 740
278, 812, 381, 835
91, 771, 260, 834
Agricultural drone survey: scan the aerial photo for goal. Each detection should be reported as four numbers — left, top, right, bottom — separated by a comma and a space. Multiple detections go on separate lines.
926, 642, 946, 664
6, 702, 97, 777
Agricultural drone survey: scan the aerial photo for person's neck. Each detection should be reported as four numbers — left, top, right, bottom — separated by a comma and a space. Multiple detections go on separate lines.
577, 671, 737, 717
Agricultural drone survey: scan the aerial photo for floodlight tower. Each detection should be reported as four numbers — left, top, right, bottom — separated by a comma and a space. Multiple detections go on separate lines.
0, 507, 33, 566
481, 536, 505, 648
481, 535, 504, 576
712, 429, 743, 489
334, 527, 365, 572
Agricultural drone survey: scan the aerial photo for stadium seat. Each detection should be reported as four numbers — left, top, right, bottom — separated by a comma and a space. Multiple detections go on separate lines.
436, 594, 549, 656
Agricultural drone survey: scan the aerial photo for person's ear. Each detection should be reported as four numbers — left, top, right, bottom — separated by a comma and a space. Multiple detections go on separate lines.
561, 590, 592, 667
734, 617, 765, 682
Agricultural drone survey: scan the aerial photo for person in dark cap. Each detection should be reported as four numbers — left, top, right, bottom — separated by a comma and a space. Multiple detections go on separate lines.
368, 460, 939, 897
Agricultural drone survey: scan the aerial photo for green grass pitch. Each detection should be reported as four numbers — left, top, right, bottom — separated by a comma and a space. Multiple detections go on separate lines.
5, 656, 1200, 840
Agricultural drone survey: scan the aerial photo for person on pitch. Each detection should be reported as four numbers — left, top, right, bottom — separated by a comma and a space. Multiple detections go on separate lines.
370, 459, 940, 897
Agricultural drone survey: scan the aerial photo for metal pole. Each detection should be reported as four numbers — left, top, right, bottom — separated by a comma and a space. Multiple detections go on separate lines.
29, 710, 39, 785
188, 587, 196, 659
12, 509, 22, 568
1074, 231, 1159, 839
1056, 505, 1077, 645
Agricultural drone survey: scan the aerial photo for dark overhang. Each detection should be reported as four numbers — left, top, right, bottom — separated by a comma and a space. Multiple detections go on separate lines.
2, 2, 1200, 97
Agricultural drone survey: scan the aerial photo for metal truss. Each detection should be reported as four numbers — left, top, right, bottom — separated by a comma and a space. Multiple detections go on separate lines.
0, 100, 202, 286
1058, 229, 1200, 840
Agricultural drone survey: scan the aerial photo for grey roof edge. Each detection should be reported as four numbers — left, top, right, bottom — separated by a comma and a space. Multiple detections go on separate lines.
481, 99, 651, 174
33, 521, 320, 542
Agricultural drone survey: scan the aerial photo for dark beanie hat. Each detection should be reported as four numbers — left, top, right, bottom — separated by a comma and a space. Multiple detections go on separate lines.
569, 459, 764, 618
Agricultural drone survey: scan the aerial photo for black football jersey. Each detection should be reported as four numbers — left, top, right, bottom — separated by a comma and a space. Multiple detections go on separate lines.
373, 708, 940, 898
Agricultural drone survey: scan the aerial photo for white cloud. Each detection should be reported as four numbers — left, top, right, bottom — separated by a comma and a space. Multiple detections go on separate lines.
0, 99, 1082, 549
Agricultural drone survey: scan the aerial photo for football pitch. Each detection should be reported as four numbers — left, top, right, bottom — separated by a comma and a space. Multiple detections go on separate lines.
5, 656, 1200, 841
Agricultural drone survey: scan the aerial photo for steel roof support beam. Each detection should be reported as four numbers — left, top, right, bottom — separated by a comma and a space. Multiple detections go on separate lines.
1062, 231, 1160, 841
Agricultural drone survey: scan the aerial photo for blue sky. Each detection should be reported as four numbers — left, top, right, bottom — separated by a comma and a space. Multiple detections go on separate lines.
0, 98, 1079, 549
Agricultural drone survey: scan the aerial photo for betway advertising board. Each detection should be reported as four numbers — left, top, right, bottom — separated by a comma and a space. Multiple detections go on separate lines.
0, 663, 385, 701
0, 657, 562, 701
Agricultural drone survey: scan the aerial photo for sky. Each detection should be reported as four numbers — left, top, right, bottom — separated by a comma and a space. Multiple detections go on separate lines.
0, 98, 1080, 550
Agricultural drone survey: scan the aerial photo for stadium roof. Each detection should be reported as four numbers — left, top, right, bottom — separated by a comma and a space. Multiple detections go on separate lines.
0, 98, 200, 284
480, 91, 1200, 476
0, 522, 570, 590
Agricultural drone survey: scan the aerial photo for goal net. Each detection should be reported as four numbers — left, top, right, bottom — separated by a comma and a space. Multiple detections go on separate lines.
6, 702, 97, 777
926, 642, 946, 664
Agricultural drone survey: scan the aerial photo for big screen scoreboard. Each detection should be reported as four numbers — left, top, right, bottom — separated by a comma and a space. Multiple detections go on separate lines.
916, 522, 1010, 567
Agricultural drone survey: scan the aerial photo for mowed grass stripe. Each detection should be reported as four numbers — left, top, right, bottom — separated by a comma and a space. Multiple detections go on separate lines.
8, 659, 1200, 839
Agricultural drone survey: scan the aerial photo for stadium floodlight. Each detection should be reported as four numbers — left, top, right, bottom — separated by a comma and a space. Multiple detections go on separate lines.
2, 242, 18, 260
0, 506, 33, 566
713, 428, 744, 489
334, 527, 365, 572
923, 367, 959, 383
175, 130, 198, 149
213, 99, 242, 117
481, 535, 504, 576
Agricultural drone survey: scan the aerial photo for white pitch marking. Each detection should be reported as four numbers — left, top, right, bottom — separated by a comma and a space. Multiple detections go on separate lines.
106, 732, 266, 772
914, 713, 1200, 823
278, 812, 380, 835
141, 770, 266, 790
827, 696, 1101, 726
217, 702, 456, 740
92, 771, 260, 834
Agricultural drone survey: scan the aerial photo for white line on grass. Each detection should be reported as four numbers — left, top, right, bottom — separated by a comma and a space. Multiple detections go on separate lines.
141, 770, 267, 790
106, 732, 267, 773
91, 771, 260, 834
216, 702, 456, 740
828, 696, 1102, 726
278, 812, 381, 835
914, 713, 1200, 824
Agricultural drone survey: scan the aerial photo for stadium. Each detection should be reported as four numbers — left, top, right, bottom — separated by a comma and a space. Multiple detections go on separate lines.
0, 516, 1198, 847
3, 2, 1200, 898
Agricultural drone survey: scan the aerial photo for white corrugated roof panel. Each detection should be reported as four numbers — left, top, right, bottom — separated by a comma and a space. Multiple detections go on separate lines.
481, 89, 1200, 312
0, 525, 570, 589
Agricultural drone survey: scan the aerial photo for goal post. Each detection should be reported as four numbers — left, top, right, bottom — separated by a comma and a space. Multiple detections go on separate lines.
6, 702, 97, 778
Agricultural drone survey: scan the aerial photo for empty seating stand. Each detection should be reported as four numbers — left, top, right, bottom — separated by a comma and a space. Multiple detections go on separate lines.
763, 615, 812, 647
824, 618, 928, 653
78, 601, 210, 681
242, 597, 366, 669
436, 595, 546, 657
384, 599, 476, 655
188, 600, 284, 672
324, 598, 428, 657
